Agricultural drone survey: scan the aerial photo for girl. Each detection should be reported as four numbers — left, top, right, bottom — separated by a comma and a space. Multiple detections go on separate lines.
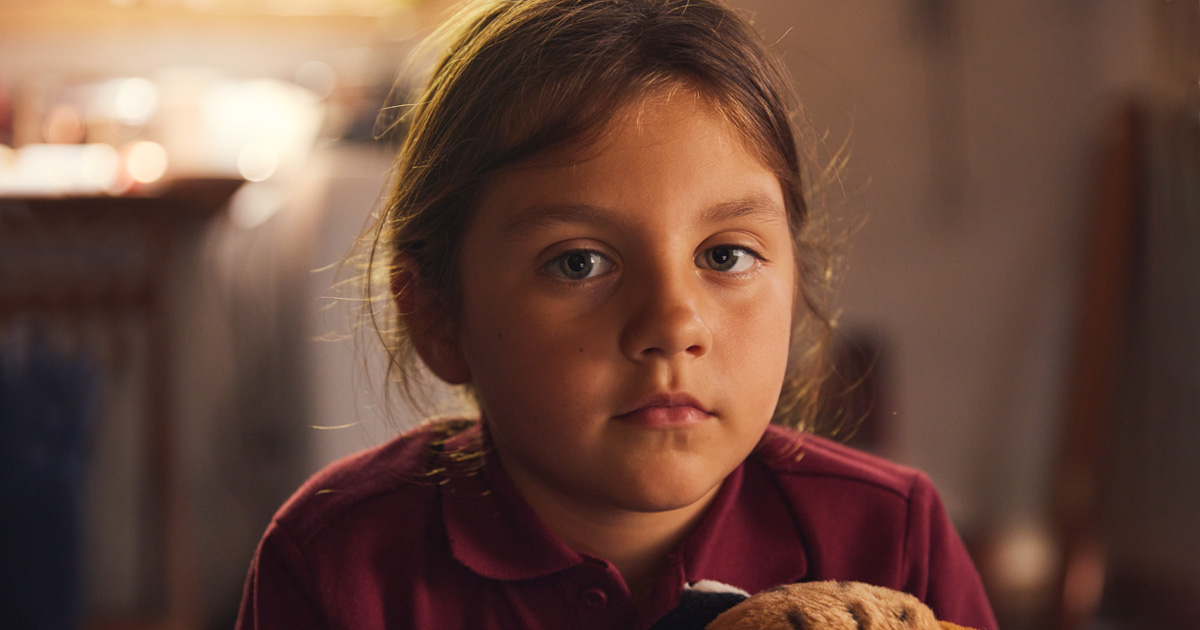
237, 1, 998, 629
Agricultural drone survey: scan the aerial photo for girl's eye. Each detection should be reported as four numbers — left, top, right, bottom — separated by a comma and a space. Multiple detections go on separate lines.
697, 245, 759, 273
545, 249, 614, 281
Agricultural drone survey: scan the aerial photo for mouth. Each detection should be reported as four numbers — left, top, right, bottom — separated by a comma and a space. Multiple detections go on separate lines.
613, 392, 714, 429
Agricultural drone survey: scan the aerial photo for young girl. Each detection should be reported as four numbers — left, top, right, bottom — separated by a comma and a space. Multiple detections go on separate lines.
237, 1, 998, 628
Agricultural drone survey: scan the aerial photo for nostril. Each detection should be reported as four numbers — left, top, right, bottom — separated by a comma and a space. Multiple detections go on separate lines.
619, 287, 713, 360
633, 339, 708, 360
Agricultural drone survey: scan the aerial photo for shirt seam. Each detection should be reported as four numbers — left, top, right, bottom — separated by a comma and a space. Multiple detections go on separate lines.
272, 518, 336, 630
767, 467, 920, 502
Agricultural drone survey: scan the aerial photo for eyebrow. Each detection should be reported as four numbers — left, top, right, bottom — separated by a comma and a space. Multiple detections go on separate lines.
698, 193, 787, 226
501, 203, 618, 240
500, 193, 786, 240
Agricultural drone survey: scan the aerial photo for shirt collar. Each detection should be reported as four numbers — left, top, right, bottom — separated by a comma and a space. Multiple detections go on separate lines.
439, 422, 809, 590
440, 424, 584, 580
678, 441, 809, 593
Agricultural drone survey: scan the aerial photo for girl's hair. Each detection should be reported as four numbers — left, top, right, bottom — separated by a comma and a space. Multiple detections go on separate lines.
361, 0, 839, 433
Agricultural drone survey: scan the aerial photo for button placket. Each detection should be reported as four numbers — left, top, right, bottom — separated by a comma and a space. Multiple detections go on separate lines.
560, 560, 638, 627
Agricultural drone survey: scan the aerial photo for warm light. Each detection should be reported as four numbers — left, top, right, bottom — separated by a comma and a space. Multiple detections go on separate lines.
126, 141, 169, 184
294, 60, 337, 101
81, 144, 121, 191
0, 144, 131, 196
199, 78, 324, 180
181, 0, 218, 11
113, 78, 159, 126
0, 145, 16, 193
229, 183, 283, 230
237, 141, 279, 182
43, 104, 86, 144
268, 0, 333, 16
988, 521, 1056, 598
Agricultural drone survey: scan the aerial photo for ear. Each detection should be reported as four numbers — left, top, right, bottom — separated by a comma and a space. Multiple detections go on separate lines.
392, 267, 471, 385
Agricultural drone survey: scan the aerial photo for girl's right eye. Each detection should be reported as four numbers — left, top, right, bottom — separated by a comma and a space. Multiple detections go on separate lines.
544, 249, 614, 281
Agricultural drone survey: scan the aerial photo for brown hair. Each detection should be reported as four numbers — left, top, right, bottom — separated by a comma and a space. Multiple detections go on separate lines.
359, 0, 838, 432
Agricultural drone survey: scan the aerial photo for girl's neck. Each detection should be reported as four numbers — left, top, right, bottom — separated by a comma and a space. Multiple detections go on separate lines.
501, 462, 722, 607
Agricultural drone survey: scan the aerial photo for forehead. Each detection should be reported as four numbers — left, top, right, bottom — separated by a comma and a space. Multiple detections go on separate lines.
520, 86, 766, 172
473, 89, 786, 235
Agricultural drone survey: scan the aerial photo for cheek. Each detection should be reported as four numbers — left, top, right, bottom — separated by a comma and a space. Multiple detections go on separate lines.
732, 313, 792, 379
458, 287, 610, 402
718, 275, 795, 388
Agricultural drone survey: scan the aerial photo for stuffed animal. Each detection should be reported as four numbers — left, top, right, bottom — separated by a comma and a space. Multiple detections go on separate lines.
705, 581, 975, 630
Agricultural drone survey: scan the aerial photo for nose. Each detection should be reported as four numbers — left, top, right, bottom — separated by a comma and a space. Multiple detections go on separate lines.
618, 263, 712, 361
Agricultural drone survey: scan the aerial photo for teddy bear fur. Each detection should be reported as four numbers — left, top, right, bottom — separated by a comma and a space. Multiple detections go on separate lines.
706, 581, 975, 630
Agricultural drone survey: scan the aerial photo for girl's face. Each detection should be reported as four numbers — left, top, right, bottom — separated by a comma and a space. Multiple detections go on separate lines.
446, 91, 796, 521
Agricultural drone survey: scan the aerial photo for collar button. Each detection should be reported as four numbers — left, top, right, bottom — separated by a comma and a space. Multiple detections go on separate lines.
581, 586, 608, 608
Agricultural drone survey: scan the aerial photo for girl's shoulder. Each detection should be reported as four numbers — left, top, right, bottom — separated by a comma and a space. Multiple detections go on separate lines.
754, 424, 931, 501
744, 430, 994, 629
268, 418, 484, 547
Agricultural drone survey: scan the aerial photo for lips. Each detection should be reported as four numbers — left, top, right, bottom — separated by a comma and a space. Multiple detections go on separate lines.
614, 392, 713, 428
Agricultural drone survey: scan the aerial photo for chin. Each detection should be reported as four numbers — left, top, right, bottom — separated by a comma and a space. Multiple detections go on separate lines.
608, 467, 727, 514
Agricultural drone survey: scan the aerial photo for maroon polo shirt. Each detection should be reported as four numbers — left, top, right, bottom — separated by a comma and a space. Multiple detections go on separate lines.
237, 422, 997, 630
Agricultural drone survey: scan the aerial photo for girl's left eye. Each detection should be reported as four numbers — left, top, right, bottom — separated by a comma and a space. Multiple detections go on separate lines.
697, 245, 760, 273
544, 249, 614, 281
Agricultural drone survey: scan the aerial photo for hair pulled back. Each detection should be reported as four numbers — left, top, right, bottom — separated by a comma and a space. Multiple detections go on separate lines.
363, 0, 837, 432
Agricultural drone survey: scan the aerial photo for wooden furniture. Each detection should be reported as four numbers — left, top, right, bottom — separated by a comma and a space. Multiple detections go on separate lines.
0, 178, 241, 630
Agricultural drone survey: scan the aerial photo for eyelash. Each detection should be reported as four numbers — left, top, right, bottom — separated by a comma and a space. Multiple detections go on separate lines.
695, 245, 765, 275
543, 244, 766, 283
543, 249, 615, 282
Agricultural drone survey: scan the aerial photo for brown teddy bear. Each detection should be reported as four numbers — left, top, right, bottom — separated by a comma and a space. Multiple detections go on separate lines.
705, 581, 975, 630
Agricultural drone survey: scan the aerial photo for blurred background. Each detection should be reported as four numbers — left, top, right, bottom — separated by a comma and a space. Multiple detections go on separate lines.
0, 0, 1196, 629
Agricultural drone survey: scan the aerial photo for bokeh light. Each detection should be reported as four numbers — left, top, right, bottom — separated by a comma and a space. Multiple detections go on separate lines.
125, 140, 169, 184
81, 143, 121, 192
112, 78, 159, 127
237, 141, 279, 182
